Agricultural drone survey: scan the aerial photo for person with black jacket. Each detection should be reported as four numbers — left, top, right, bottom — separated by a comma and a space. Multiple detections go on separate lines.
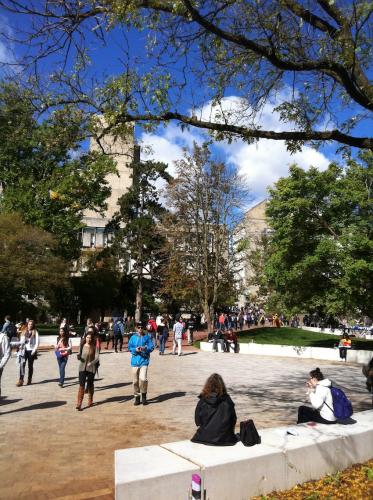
191, 373, 237, 446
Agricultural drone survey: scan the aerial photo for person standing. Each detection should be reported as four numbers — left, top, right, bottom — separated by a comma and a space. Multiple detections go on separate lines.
54, 328, 72, 387
186, 316, 195, 345
338, 333, 351, 361
16, 319, 39, 386
76, 332, 100, 410
0, 329, 11, 397
158, 316, 169, 355
1, 315, 17, 341
113, 318, 124, 353
128, 323, 154, 405
172, 316, 184, 356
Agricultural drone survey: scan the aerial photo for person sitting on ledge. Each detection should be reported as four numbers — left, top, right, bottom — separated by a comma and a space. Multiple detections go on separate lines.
191, 373, 238, 446
297, 367, 337, 425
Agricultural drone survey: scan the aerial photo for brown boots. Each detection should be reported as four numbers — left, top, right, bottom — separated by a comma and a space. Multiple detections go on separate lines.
76, 386, 94, 410
88, 388, 94, 408
16, 379, 24, 387
76, 386, 84, 411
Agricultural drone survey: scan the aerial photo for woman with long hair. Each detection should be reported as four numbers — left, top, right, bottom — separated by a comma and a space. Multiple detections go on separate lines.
191, 373, 237, 446
76, 332, 100, 410
55, 328, 72, 387
16, 319, 39, 386
297, 367, 337, 424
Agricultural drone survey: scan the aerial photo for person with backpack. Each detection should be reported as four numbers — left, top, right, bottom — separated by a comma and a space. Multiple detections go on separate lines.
113, 319, 124, 353
1, 315, 17, 341
297, 368, 337, 424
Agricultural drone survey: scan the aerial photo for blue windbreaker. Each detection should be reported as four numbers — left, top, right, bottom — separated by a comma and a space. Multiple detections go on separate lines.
128, 333, 154, 367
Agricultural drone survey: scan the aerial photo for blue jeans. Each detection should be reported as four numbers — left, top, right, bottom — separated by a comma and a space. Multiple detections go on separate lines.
57, 356, 68, 384
159, 335, 167, 353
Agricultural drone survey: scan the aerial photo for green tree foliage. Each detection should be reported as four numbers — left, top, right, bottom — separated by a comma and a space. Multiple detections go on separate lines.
112, 159, 171, 321
0, 82, 116, 260
162, 143, 246, 327
264, 152, 373, 317
0, 1, 371, 149
0, 213, 69, 316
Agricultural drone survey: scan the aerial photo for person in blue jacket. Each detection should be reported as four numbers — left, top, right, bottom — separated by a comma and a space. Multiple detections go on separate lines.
128, 323, 154, 406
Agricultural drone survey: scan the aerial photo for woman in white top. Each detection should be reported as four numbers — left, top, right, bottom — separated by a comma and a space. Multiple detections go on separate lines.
297, 367, 337, 424
16, 319, 39, 386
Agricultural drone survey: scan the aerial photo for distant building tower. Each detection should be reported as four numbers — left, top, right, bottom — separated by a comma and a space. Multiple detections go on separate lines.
80, 124, 138, 250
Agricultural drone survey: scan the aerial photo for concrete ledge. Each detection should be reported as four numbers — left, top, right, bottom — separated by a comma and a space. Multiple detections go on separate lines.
115, 410, 373, 500
200, 341, 373, 364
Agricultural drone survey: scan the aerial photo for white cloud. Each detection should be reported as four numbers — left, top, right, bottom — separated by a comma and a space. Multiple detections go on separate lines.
139, 93, 332, 205
0, 17, 15, 65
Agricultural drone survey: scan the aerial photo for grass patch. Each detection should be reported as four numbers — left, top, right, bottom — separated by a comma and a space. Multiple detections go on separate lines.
238, 327, 373, 350
36, 324, 84, 336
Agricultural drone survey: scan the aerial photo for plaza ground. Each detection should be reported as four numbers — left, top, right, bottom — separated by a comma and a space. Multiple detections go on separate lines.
0, 341, 371, 499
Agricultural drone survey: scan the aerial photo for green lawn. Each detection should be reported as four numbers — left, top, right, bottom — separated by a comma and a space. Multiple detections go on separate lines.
195, 327, 373, 350
36, 324, 84, 336
238, 327, 373, 350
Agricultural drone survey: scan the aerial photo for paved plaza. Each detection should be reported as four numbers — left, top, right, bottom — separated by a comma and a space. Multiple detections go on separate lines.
0, 343, 371, 499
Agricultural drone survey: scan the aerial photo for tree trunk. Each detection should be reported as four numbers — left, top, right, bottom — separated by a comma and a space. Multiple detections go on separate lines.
135, 267, 143, 323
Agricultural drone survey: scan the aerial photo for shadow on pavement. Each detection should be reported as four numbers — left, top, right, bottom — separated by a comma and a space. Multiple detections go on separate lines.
148, 391, 187, 404
0, 400, 66, 415
0, 398, 22, 406
32, 376, 76, 385
93, 395, 133, 406
95, 382, 132, 391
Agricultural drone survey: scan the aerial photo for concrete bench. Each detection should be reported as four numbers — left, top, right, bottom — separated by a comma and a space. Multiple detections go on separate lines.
200, 341, 373, 364
115, 410, 373, 500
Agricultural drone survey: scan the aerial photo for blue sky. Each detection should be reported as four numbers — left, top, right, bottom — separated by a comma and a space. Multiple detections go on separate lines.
0, 8, 371, 208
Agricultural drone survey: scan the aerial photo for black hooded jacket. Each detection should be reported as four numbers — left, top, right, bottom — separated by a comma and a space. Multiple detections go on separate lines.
191, 392, 238, 446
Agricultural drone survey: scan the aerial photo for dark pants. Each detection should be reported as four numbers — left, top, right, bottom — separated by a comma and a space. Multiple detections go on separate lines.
79, 370, 95, 391
0, 367, 3, 396
339, 347, 347, 360
20, 350, 35, 381
114, 335, 123, 352
213, 339, 225, 352
297, 406, 336, 424
159, 335, 167, 354
225, 341, 238, 353
57, 356, 68, 384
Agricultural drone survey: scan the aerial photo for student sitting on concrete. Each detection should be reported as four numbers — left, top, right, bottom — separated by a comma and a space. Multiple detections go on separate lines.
211, 328, 225, 352
191, 373, 238, 446
224, 328, 239, 353
297, 367, 337, 425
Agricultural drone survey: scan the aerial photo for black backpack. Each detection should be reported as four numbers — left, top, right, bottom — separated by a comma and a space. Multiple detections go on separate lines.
239, 419, 261, 446
4, 322, 17, 339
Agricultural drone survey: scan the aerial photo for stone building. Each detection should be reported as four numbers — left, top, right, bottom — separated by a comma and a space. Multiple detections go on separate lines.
235, 199, 270, 306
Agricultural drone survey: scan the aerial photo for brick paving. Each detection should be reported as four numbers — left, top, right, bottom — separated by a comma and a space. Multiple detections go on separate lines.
0, 336, 371, 499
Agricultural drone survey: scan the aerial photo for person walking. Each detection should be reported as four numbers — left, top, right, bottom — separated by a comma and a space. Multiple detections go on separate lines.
172, 316, 184, 356
186, 316, 195, 345
128, 323, 154, 405
55, 328, 72, 387
15, 319, 39, 386
158, 316, 169, 355
76, 332, 100, 410
0, 328, 11, 397
338, 333, 351, 361
1, 315, 17, 341
113, 318, 124, 353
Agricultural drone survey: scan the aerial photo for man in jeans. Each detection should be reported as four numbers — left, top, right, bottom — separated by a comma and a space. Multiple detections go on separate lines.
172, 316, 184, 356
212, 328, 225, 352
128, 323, 154, 406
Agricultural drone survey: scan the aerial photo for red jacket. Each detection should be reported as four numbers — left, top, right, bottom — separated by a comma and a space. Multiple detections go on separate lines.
147, 319, 157, 333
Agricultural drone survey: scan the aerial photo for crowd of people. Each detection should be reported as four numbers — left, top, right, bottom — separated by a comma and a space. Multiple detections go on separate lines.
0, 312, 372, 445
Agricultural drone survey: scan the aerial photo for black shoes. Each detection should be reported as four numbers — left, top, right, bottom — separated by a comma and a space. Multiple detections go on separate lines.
134, 396, 141, 406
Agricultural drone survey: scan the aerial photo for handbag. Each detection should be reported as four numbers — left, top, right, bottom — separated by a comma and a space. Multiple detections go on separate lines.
239, 419, 261, 447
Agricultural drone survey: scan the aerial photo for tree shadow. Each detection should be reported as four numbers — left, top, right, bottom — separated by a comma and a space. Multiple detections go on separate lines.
95, 382, 131, 391
93, 395, 133, 406
0, 398, 22, 406
0, 400, 66, 415
147, 391, 187, 404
